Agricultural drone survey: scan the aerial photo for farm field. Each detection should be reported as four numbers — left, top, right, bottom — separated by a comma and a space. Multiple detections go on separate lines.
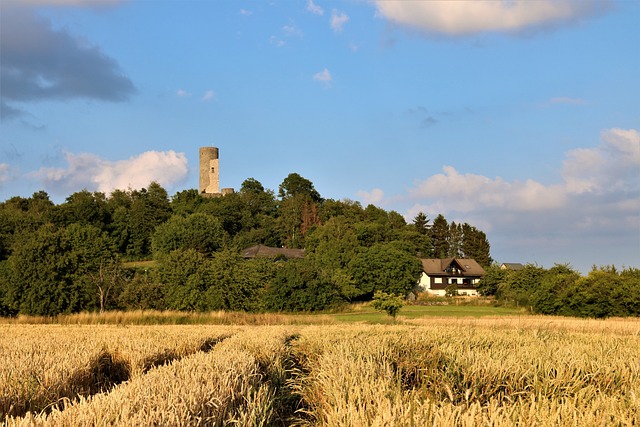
1, 316, 639, 426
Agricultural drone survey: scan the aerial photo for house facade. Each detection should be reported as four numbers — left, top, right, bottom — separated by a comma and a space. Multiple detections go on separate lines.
416, 258, 485, 296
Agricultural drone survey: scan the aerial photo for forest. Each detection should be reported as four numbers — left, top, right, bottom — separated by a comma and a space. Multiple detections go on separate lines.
0, 173, 492, 316
478, 263, 640, 318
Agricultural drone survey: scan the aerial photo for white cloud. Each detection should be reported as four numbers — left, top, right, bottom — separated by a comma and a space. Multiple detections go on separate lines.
331, 9, 349, 33
176, 89, 191, 98
563, 128, 640, 194
31, 150, 188, 195
282, 23, 303, 38
202, 90, 215, 101
313, 68, 332, 86
357, 188, 384, 204
0, 163, 12, 185
373, 0, 611, 36
307, 0, 324, 16
269, 36, 285, 48
366, 128, 639, 271
239, 8, 252, 16
408, 166, 566, 212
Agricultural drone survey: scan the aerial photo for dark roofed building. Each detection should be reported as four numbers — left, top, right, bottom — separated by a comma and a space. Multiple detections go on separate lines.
416, 258, 485, 296
242, 244, 305, 260
500, 263, 524, 271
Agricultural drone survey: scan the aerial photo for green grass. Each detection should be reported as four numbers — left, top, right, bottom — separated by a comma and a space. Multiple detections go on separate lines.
330, 304, 526, 323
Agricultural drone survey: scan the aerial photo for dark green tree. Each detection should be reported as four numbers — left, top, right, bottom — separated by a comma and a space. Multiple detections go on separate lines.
263, 259, 342, 311
412, 212, 430, 235
348, 243, 423, 298
5, 224, 88, 315
430, 214, 449, 258
152, 213, 224, 257
170, 189, 205, 216
461, 223, 492, 266
278, 172, 322, 203
155, 249, 211, 311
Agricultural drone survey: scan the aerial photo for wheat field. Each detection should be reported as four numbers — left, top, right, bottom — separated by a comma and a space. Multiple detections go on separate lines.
2, 316, 639, 426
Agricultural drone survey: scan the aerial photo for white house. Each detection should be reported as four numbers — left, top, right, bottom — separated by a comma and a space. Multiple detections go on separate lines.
416, 258, 485, 296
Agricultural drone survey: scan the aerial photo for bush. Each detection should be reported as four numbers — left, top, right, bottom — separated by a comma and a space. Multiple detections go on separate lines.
371, 291, 404, 318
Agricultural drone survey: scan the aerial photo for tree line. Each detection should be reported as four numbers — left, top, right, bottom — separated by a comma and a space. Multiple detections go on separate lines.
0, 173, 492, 316
478, 264, 640, 318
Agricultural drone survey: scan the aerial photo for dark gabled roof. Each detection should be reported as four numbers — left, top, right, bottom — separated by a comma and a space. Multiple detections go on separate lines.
420, 258, 485, 276
500, 263, 525, 271
242, 244, 305, 259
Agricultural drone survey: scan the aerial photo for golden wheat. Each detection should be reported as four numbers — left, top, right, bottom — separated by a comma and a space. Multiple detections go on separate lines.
2, 317, 639, 426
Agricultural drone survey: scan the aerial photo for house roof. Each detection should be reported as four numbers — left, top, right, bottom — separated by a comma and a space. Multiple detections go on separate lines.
420, 258, 485, 276
242, 244, 305, 259
500, 262, 524, 271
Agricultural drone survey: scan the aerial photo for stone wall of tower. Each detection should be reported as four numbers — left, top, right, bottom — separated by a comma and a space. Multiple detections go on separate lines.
199, 146, 220, 195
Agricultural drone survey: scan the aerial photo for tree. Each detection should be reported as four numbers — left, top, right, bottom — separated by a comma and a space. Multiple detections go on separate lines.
155, 249, 211, 311
476, 264, 506, 296
278, 173, 321, 202
152, 213, 224, 257
306, 217, 361, 301
448, 221, 463, 258
60, 190, 110, 229
371, 291, 404, 318
204, 250, 266, 312
5, 224, 87, 315
170, 189, 204, 216
430, 214, 449, 258
125, 182, 172, 258
263, 259, 343, 311
348, 243, 423, 298
461, 223, 492, 267
412, 212, 430, 235
530, 264, 580, 315
89, 258, 126, 313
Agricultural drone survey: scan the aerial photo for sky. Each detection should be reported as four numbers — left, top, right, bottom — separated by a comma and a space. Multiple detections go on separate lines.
1, 0, 638, 273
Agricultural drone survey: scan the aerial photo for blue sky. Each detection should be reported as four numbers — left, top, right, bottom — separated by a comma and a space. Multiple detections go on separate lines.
1, 0, 638, 273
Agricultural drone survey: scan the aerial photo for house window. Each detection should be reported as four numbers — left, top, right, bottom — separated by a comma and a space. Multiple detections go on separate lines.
434, 277, 442, 284
450, 278, 458, 285
463, 278, 471, 285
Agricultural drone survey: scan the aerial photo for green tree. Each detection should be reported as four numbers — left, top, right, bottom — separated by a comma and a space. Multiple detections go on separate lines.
371, 291, 404, 318
170, 189, 204, 216
125, 182, 172, 258
306, 217, 361, 300
278, 172, 322, 202
348, 243, 423, 298
496, 264, 545, 308
263, 259, 343, 311
430, 214, 449, 258
476, 264, 507, 296
461, 223, 492, 266
530, 264, 580, 315
155, 249, 210, 311
59, 190, 110, 230
119, 273, 166, 310
152, 213, 224, 257
412, 212, 430, 235
204, 250, 266, 312
6, 224, 88, 315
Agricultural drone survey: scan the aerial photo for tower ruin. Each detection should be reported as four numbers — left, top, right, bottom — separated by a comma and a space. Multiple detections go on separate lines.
199, 146, 219, 195
199, 146, 234, 197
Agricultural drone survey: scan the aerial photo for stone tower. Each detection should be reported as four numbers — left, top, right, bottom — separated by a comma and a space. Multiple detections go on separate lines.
199, 146, 220, 195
